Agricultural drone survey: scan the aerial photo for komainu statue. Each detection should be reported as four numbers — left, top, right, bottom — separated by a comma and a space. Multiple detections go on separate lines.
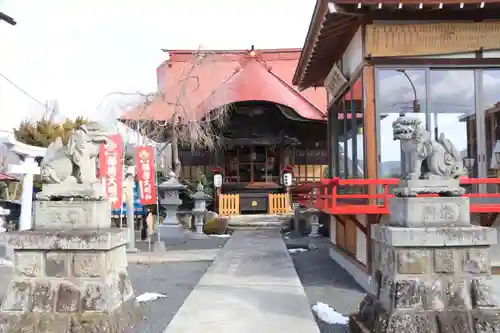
392, 115, 467, 180
37, 122, 110, 200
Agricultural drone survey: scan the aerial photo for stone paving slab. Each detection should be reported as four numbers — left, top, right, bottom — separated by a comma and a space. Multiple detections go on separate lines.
163, 230, 320, 333
127, 249, 220, 264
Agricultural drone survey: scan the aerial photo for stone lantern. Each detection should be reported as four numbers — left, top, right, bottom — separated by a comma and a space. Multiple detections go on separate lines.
157, 171, 187, 244
0, 207, 10, 233
191, 183, 211, 237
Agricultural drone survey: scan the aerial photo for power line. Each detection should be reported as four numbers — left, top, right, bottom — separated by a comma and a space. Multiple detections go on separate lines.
0, 71, 54, 113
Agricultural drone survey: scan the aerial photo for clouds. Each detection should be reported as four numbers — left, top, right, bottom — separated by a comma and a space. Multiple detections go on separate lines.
0, 0, 315, 132
378, 69, 500, 163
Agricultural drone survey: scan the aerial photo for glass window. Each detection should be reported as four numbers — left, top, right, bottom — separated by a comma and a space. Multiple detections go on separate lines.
483, 70, 500, 184
336, 77, 365, 179
429, 70, 473, 175
376, 69, 427, 178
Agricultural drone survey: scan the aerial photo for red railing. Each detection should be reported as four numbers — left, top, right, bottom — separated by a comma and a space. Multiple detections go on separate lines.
297, 177, 500, 214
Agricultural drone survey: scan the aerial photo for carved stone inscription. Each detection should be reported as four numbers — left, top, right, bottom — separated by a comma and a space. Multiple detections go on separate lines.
388, 197, 469, 227
47, 206, 90, 226
33, 200, 111, 229
422, 203, 459, 223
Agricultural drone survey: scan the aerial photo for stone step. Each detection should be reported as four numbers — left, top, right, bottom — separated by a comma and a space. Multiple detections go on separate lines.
228, 214, 292, 230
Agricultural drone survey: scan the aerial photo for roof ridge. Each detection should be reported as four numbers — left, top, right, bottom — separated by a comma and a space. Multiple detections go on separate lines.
265, 64, 327, 118
197, 58, 326, 119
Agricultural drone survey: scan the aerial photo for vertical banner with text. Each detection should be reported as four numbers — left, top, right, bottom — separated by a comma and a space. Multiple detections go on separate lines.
136, 145, 157, 205
99, 134, 124, 209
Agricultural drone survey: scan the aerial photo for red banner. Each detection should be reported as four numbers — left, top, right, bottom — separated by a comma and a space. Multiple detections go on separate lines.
99, 134, 123, 209
136, 145, 157, 205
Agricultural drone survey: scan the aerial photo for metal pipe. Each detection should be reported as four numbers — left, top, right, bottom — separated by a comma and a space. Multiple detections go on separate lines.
0, 12, 16, 26
125, 166, 138, 252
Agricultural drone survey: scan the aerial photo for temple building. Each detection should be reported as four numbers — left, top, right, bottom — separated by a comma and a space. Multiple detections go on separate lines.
293, 0, 500, 290
121, 49, 363, 215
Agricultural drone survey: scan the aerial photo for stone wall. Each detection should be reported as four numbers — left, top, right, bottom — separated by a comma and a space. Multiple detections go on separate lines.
364, 225, 500, 332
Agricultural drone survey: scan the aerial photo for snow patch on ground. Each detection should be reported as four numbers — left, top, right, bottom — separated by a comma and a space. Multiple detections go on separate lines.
136, 292, 167, 303
208, 234, 231, 238
0, 259, 13, 267
288, 248, 308, 254
312, 301, 349, 325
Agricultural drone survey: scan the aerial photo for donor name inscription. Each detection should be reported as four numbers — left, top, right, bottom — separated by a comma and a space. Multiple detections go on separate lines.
422, 203, 459, 222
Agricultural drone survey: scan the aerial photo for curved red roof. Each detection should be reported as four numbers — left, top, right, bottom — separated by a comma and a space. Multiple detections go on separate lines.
121, 49, 327, 122
0, 173, 17, 181
200, 58, 325, 120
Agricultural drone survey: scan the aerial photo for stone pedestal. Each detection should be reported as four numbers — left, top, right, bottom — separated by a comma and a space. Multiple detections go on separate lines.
0, 207, 12, 263
191, 183, 210, 238
350, 194, 500, 333
157, 172, 187, 245
308, 212, 320, 237
0, 199, 142, 332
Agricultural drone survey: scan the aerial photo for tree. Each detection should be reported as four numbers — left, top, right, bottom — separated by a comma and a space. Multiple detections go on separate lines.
13, 117, 89, 148
117, 49, 232, 176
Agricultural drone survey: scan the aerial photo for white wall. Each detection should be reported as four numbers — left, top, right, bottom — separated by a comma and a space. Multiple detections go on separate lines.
408, 52, 476, 59
355, 214, 367, 265
330, 214, 337, 245
484, 50, 500, 58
341, 28, 363, 78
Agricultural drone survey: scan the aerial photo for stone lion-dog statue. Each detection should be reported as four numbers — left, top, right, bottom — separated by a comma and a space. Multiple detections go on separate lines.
392, 115, 467, 180
37, 122, 110, 200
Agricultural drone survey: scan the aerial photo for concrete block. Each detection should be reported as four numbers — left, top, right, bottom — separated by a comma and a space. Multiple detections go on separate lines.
158, 224, 187, 245
33, 200, 112, 229
0, 228, 128, 250
371, 225, 497, 247
388, 196, 470, 227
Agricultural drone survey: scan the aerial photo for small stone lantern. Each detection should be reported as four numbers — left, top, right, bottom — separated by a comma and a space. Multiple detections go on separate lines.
0, 207, 10, 233
308, 210, 320, 237
191, 183, 211, 237
157, 171, 187, 245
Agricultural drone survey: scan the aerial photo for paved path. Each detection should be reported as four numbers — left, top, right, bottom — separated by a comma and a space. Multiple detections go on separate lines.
127, 249, 220, 264
163, 230, 321, 333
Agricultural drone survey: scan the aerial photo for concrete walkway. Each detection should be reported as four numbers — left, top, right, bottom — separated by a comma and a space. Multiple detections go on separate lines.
127, 249, 220, 264
163, 230, 321, 333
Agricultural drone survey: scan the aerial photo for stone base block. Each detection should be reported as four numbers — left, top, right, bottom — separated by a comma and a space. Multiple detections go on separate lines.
158, 224, 187, 245
372, 225, 496, 247
388, 196, 470, 227
394, 178, 465, 197
33, 199, 112, 229
350, 295, 500, 333
0, 228, 128, 250
0, 243, 142, 332
0, 297, 142, 333
36, 183, 107, 201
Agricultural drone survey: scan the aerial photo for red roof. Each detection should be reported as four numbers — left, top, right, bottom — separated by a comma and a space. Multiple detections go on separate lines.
121, 49, 327, 122
0, 173, 17, 181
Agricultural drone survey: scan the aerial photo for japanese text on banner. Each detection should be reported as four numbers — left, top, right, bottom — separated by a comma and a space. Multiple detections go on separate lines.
136, 146, 157, 205
99, 134, 123, 209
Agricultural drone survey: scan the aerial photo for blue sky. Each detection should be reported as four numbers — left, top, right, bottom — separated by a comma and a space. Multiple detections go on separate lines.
0, 0, 316, 136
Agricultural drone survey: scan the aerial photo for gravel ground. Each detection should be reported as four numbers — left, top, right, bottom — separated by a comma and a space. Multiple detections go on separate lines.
285, 234, 366, 333
130, 261, 212, 333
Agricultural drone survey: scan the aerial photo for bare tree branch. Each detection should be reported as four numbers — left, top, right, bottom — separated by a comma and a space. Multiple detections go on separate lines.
111, 48, 233, 176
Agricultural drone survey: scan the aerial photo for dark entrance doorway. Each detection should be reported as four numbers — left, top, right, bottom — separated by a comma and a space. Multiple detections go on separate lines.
224, 146, 280, 184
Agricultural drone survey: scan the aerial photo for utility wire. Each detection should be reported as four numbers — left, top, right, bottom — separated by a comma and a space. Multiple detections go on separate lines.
0, 71, 54, 113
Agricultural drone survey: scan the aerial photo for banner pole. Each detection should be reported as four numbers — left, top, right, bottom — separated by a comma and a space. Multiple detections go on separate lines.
119, 135, 124, 229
